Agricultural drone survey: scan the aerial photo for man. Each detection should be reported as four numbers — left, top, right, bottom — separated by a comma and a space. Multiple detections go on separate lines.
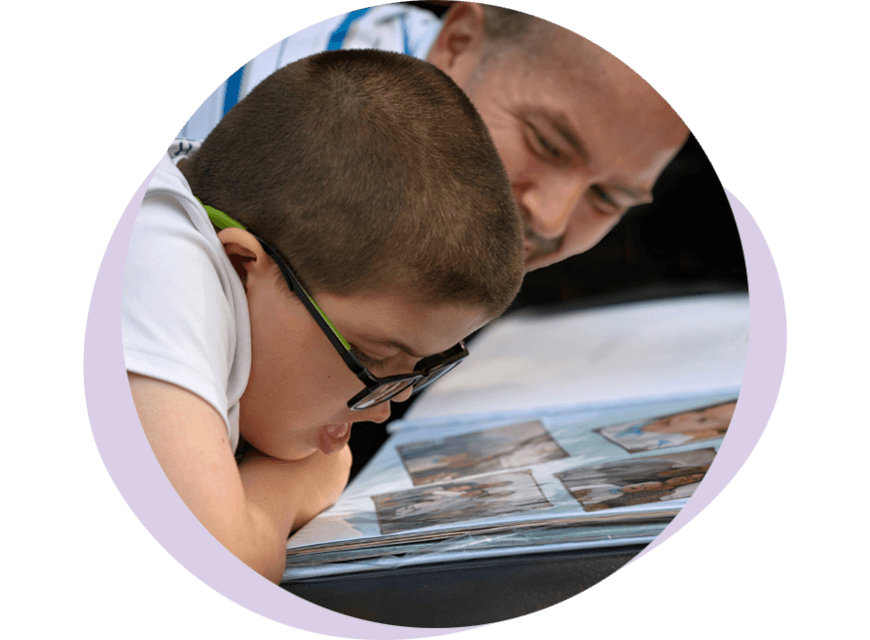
179, 2, 689, 271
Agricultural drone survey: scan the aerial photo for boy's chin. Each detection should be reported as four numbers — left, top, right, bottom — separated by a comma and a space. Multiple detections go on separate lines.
242, 423, 351, 459
245, 436, 318, 462
318, 423, 352, 455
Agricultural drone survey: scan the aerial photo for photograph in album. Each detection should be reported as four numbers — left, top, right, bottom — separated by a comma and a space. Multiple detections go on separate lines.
555, 448, 717, 512
372, 470, 553, 535
596, 402, 736, 453
397, 419, 570, 486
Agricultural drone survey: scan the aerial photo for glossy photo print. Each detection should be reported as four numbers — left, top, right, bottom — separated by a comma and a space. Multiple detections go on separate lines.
596, 401, 736, 453
84, 1, 787, 633
397, 419, 570, 486
555, 448, 717, 512
372, 470, 552, 534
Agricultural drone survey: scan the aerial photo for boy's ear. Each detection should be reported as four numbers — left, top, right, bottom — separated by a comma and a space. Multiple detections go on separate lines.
216, 227, 269, 284
425, 2, 487, 87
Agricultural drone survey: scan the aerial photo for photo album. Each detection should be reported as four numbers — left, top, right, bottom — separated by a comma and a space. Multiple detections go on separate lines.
281, 293, 748, 583
283, 396, 737, 581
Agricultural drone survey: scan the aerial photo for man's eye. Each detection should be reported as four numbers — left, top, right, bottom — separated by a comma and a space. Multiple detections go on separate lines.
591, 186, 621, 214
527, 125, 567, 164
536, 132, 563, 159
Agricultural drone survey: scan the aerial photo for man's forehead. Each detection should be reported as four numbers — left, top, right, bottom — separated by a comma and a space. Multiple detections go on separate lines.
527, 27, 660, 102
515, 30, 687, 158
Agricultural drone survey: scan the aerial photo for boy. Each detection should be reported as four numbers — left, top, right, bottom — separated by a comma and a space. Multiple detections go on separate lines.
122, 50, 524, 583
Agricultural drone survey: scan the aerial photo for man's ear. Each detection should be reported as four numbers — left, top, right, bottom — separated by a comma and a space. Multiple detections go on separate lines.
425, 2, 487, 87
216, 227, 269, 285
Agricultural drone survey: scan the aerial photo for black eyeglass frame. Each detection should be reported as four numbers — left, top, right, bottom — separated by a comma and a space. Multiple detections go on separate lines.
255, 237, 469, 410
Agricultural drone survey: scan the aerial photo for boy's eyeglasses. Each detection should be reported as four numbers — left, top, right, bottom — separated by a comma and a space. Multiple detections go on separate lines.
258, 239, 468, 410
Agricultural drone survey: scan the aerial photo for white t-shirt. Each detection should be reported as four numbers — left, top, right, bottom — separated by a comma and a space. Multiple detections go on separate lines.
122, 147, 251, 451
179, 4, 442, 141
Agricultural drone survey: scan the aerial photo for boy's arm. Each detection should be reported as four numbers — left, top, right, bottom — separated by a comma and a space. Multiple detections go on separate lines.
128, 373, 351, 583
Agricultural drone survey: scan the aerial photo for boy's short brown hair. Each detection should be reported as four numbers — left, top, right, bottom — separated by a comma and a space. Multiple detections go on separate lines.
181, 49, 523, 316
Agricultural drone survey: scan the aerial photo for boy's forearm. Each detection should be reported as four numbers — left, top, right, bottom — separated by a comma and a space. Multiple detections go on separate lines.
236, 447, 351, 581
233, 459, 306, 582
236, 501, 298, 583
174, 463, 304, 584
239, 447, 351, 530
128, 374, 350, 584
130, 373, 302, 584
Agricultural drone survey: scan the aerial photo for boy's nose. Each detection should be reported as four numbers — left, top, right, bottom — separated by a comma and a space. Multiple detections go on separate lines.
356, 386, 414, 423
361, 400, 392, 424
392, 386, 414, 404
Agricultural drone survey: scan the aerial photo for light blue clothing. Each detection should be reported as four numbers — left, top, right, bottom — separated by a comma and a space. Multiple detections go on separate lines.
179, 4, 442, 141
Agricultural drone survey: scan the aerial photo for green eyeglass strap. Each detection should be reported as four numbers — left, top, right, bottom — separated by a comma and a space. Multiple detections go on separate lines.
199, 199, 351, 351
309, 299, 352, 350
198, 199, 247, 230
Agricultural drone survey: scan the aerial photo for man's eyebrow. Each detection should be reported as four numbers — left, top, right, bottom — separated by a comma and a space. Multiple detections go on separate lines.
550, 116, 591, 165
610, 184, 654, 203
547, 114, 653, 203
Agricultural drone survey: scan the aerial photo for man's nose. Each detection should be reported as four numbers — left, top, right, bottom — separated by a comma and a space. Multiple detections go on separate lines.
520, 172, 587, 239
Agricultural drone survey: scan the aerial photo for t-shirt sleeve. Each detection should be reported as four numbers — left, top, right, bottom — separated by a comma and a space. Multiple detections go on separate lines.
122, 192, 237, 430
